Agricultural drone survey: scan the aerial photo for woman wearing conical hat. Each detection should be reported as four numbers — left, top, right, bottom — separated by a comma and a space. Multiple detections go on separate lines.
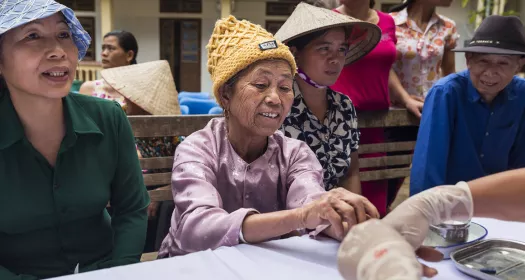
100, 60, 182, 164
79, 30, 139, 107
158, 15, 379, 257
275, 3, 384, 216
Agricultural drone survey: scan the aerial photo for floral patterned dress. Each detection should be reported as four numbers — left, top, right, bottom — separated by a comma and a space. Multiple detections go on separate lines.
90, 79, 127, 109
390, 8, 459, 98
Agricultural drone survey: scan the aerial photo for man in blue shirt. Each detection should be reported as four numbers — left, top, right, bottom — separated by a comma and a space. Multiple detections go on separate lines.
410, 15, 525, 195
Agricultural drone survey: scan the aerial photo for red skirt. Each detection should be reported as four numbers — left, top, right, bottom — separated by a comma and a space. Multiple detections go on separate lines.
359, 127, 388, 217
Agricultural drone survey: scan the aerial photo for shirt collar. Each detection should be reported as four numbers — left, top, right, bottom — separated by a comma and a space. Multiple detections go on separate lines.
63, 95, 104, 135
392, 8, 409, 26
393, 8, 445, 29
292, 82, 339, 118
0, 92, 103, 150
466, 70, 518, 103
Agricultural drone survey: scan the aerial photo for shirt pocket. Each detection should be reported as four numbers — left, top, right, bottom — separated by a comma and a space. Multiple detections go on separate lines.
489, 121, 519, 154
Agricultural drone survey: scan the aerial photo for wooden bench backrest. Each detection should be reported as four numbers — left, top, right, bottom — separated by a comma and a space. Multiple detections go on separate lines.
129, 109, 419, 202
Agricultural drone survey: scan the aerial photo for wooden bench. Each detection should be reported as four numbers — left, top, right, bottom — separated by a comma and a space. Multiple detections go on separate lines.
130, 109, 419, 261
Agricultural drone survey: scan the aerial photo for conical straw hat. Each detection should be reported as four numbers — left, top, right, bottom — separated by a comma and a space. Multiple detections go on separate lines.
274, 2, 381, 65
101, 60, 181, 115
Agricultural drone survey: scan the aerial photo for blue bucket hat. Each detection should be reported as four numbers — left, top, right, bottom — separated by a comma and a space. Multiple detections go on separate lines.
0, 0, 92, 60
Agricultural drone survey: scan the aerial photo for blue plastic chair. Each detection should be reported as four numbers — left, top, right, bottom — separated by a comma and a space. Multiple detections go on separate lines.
179, 105, 190, 115
178, 91, 211, 101
208, 106, 223, 115
179, 97, 218, 115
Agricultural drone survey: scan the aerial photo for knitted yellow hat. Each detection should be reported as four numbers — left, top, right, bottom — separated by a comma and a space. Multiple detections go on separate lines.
207, 16, 297, 107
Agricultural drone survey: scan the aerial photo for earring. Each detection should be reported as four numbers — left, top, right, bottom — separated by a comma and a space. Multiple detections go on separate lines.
223, 108, 230, 118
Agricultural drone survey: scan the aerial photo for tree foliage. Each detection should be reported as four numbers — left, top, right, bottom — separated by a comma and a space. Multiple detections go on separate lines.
461, 0, 519, 27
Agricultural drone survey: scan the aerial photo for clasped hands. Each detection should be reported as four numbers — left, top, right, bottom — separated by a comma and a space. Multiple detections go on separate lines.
297, 188, 380, 241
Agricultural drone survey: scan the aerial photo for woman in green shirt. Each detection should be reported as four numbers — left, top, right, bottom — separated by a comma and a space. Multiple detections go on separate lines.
0, 1, 149, 279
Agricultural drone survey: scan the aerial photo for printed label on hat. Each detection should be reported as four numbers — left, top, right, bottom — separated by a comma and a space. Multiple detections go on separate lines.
470, 40, 495, 45
259, 40, 278, 51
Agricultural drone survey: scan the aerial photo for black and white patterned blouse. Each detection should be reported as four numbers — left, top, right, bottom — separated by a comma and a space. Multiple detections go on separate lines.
281, 83, 360, 191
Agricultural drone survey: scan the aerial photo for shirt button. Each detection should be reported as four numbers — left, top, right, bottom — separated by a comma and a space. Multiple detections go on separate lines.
490, 112, 494, 116
485, 132, 489, 136
480, 154, 485, 158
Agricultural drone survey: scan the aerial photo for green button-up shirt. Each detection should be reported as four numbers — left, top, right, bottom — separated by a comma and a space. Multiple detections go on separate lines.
0, 91, 150, 279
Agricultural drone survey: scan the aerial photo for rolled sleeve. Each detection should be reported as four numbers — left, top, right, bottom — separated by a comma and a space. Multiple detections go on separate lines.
170, 144, 258, 253
410, 86, 455, 195
285, 142, 326, 209
103, 103, 149, 268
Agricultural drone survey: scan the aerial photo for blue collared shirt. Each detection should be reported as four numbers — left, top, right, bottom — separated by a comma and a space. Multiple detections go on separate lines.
410, 70, 525, 195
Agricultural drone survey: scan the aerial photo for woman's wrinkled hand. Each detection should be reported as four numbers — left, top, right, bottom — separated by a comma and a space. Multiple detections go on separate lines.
298, 188, 379, 240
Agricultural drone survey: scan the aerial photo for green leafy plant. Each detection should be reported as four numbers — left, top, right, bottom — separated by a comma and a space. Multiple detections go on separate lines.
461, 0, 519, 27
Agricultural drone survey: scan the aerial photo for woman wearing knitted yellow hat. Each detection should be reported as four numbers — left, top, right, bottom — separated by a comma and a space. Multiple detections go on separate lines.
158, 16, 379, 257
274, 3, 385, 213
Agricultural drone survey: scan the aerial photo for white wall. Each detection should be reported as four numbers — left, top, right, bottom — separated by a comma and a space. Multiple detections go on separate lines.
436, 0, 473, 71
233, 1, 267, 26
107, 0, 290, 93
110, 0, 219, 94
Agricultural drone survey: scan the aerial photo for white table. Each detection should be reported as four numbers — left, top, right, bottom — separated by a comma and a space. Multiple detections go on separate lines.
49, 218, 525, 280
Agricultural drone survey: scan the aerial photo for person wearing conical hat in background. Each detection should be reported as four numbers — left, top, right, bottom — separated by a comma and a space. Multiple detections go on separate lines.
100, 60, 181, 116
97, 60, 182, 169
0, 0, 149, 279
100, 60, 182, 251
275, 2, 382, 222
79, 30, 139, 104
158, 15, 379, 258
100, 60, 181, 168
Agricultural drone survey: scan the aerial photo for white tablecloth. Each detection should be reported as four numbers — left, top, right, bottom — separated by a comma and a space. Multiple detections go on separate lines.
50, 218, 525, 280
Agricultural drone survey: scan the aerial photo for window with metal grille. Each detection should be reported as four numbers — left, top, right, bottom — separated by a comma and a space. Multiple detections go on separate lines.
266, 1, 301, 16
160, 0, 202, 13
266, 21, 285, 35
77, 17, 96, 60
57, 0, 95, 11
